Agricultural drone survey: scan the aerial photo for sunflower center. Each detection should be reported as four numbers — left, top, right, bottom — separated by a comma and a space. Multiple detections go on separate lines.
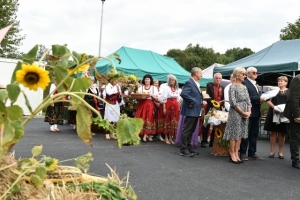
25, 72, 40, 84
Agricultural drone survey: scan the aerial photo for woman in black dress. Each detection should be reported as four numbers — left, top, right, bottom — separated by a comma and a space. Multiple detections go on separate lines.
264, 76, 289, 159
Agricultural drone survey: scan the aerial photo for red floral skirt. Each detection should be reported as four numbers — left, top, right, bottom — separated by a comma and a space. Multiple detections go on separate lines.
163, 98, 180, 136
156, 104, 164, 133
135, 99, 157, 135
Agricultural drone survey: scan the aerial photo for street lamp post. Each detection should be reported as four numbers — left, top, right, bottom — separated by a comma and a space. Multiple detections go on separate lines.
98, 0, 105, 56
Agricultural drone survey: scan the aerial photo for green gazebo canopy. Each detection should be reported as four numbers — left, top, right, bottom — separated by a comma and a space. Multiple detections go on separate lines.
95, 46, 211, 86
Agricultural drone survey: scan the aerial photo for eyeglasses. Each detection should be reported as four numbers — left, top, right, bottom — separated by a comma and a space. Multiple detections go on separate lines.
251, 72, 258, 75
241, 73, 246, 76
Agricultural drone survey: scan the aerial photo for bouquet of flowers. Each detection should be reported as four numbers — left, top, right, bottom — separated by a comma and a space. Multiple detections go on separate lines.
120, 74, 140, 117
121, 74, 140, 94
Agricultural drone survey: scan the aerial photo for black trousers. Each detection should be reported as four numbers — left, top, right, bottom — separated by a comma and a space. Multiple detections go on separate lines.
240, 117, 259, 156
180, 116, 199, 151
290, 121, 300, 162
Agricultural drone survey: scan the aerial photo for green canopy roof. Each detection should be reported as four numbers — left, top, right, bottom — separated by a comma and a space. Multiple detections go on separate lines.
214, 39, 300, 77
95, 46, 211, 86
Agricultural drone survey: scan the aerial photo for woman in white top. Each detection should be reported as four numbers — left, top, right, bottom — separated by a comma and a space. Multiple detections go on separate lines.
135, 74, 158, 142
161, 74, 181, 144
104, 79, 122, 123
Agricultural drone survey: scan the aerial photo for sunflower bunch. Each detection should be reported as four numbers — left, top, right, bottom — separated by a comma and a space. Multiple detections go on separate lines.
127, 74, 138, 83
211, 100, 221, 109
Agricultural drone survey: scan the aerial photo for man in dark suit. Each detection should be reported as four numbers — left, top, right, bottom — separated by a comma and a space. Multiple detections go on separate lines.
180, 67, 206, 157
240, 67, 265, 161
201, 73, 224, 148
284, 74, 300, 169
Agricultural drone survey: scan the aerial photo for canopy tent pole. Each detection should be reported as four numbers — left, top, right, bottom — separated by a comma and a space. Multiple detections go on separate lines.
98, 0, 105, 56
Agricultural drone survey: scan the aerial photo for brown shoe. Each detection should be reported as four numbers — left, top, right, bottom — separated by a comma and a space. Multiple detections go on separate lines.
248, 154, 263, 161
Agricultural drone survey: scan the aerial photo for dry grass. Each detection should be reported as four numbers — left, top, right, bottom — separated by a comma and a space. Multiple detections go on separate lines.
0, 154, 133, 200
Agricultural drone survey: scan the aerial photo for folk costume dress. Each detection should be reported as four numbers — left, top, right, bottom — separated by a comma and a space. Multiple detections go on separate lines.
135, 85, 158, 136
162, 86, 180, 136
84, 84, 100, 118
104, 83, 121, 122
156, 83, 167, 134
44, 83, 65, 131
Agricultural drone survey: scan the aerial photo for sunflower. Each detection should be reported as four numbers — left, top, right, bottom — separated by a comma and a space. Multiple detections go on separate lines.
16, 63, 50, 91
215, 128, 223, 139
73, 64, 90, 74
44, 157, 59, 170
211, 100, 220, 109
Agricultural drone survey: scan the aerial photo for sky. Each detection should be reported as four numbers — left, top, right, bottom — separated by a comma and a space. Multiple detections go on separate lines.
16, 0, 300, 58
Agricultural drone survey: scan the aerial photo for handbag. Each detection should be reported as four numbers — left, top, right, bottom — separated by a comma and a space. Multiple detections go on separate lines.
117, 94, 122, 103
117, 86, 123, 103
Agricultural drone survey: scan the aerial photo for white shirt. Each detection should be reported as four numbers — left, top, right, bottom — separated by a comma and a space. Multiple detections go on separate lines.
137, 85, 158, 100
162, 86, 180, 102
224, 83, 232, 111
49, 83, 56, 97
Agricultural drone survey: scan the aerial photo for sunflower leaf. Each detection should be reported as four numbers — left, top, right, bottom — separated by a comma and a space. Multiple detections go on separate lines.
31, 145, 43, 157
10, 62, 22, 84
30, 174, 43, 187
116, 116, 143, 148
60, 47, 71, 67
6, 105, 23, 120
52, 44, 68, 57
72, 51, 81, 64
76, 104, 92, 145
2, 119, 24, 152
74, 152, 94, 173
23, 45, 39, 64
53, 66, 68, 92
35, 166, 47, 180
64, 77, 90, 93
0, 101, 6, 113
6, 84, 21, 103
113, 53, 122, 64
0, 90, 7, 103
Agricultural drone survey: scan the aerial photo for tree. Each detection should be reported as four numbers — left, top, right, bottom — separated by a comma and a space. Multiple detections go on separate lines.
166, 48, 201, 71
280, 16, 300, 40
0, 0, 26, 58
234, 48, 254, 61
185, 43, 217, 69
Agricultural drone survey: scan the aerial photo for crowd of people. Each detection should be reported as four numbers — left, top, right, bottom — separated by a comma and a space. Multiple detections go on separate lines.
43, 66, 300, 169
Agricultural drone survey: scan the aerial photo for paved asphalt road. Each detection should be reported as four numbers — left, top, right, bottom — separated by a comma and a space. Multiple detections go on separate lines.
14, 118, 300, 200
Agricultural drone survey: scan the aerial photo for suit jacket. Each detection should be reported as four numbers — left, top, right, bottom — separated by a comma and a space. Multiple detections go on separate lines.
243, 78, 261, 118
284, 74, 300, 120
205, 82, 224, 114
180, 78, 203, 117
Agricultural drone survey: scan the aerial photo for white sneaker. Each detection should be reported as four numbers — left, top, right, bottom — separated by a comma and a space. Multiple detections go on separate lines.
148, 136, 153, 141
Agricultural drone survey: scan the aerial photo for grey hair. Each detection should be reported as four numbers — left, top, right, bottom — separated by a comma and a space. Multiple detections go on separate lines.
246, 66, 257, 73
214, 73, 222, 78
167, 74, 179, 89
191, 67, 202, 76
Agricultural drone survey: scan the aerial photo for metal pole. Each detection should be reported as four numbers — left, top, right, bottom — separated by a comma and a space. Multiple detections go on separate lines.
98, 0, 105, 56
